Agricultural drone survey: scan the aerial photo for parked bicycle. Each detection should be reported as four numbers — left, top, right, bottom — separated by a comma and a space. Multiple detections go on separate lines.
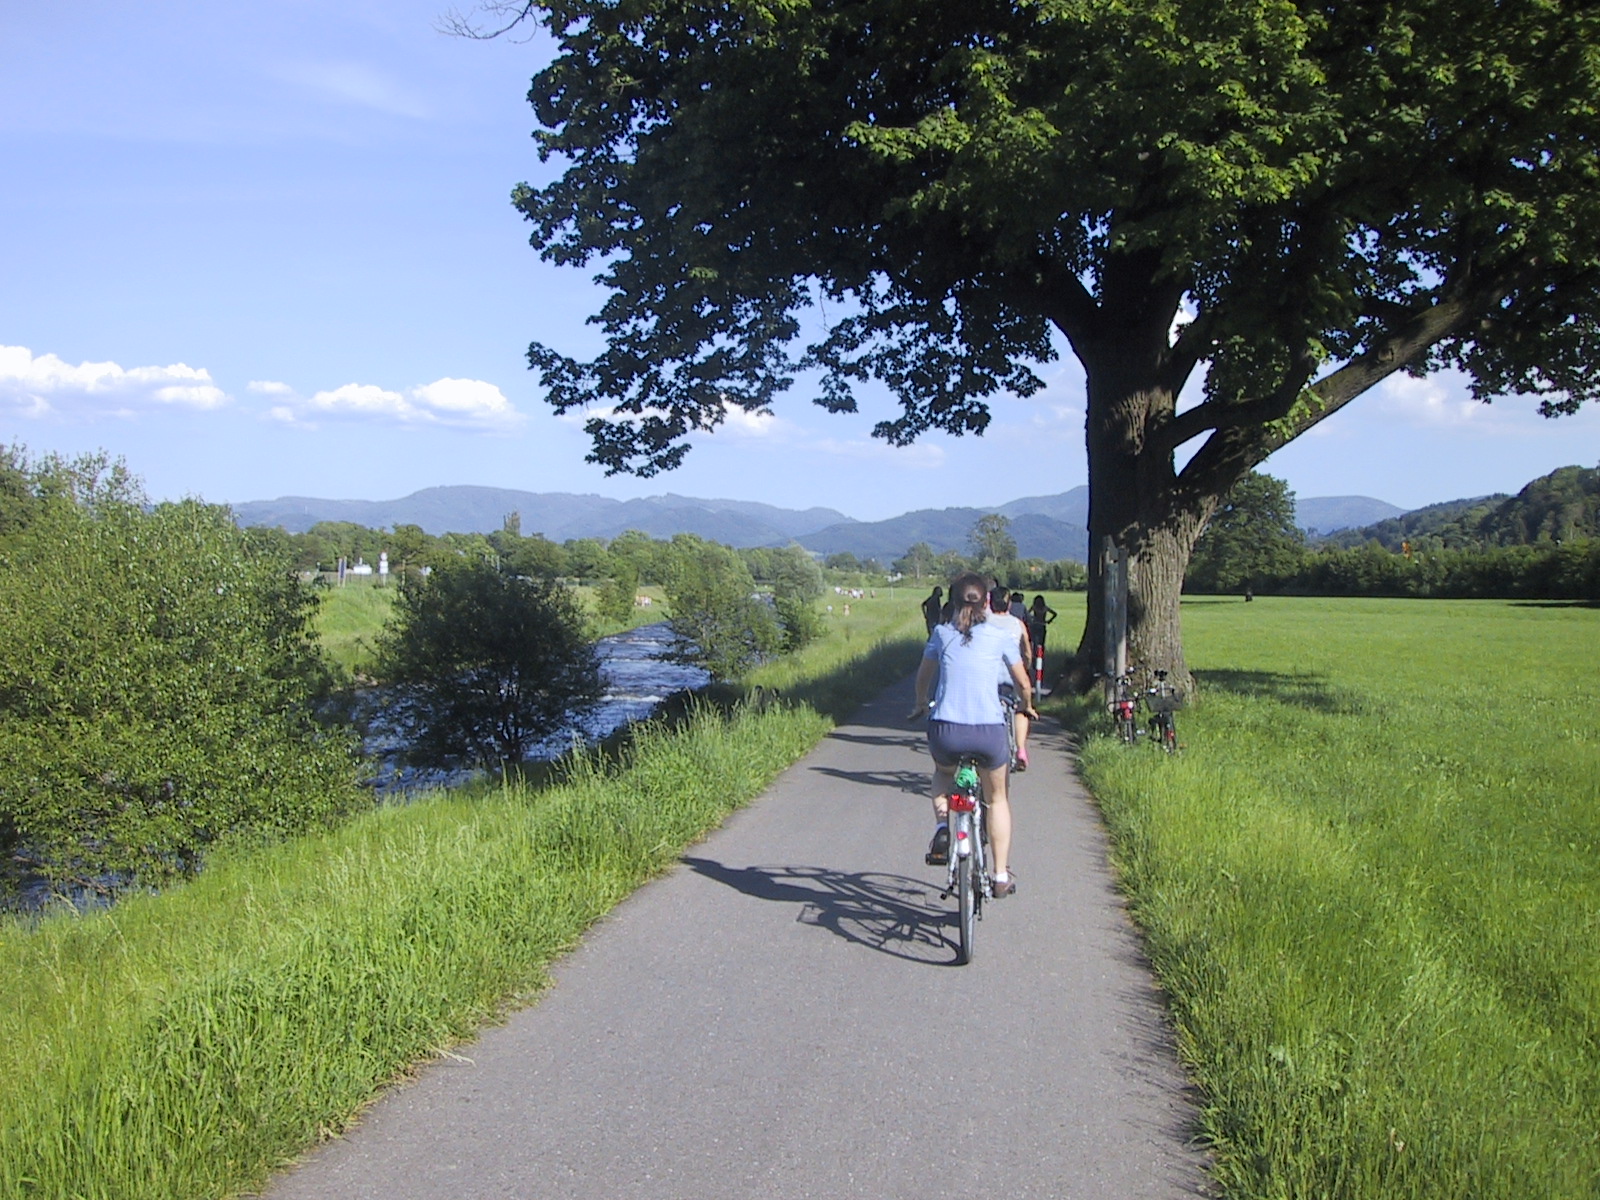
1145, 669, 1182, 753
1107, 670, 1140, 745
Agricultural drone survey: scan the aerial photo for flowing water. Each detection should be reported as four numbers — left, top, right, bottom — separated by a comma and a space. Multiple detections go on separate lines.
361, 621, 707, 794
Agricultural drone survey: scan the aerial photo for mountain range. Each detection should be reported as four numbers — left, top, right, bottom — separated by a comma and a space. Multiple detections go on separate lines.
235, 485, 1407, 563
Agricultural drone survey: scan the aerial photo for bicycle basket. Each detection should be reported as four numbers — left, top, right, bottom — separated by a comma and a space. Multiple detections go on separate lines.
1144, 689, 1184, 713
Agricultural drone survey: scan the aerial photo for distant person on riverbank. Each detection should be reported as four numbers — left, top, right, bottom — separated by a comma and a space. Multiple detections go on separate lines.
921, 586, 944, 636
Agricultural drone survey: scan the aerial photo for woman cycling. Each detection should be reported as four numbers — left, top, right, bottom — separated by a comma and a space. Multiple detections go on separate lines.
907, 573, 1038, 898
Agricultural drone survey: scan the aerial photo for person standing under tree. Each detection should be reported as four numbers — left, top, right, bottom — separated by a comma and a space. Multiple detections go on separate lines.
921, 586, 944, 636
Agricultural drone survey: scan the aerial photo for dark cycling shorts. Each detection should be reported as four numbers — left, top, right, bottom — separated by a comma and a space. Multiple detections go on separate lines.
927, 720, 1010, 769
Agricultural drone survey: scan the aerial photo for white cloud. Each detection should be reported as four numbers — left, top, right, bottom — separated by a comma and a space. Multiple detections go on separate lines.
264, 376, 524, 431
0, 344, 229, 417
1372, 372, 1500, 430
271, 60, 432, 119
561, 399, 785, 439
716, 404, 782, 438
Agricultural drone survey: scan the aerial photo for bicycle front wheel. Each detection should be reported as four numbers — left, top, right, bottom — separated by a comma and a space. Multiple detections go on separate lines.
955, 853, 977, 965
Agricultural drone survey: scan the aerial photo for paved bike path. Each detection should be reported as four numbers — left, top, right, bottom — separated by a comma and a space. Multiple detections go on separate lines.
263, 674, 1207, 1200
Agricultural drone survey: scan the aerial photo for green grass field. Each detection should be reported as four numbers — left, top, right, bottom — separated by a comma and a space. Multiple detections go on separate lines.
312, 578, 670, 677
311, 577, 396, 677
1067, 596, 1600, 1199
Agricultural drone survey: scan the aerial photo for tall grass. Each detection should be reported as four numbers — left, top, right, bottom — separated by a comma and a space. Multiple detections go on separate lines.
0, 701, 829, 1200
1066, 597, 1600, 1200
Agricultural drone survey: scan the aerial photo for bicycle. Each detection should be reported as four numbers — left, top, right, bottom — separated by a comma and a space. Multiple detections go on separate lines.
1145, 669, 1182, 753
1107, 669, 1140, 744
1000, 684, 1022, 770
938, 756, 990, 965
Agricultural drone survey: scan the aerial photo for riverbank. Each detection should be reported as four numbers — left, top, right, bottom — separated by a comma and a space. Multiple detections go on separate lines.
0, 595, 928, 1200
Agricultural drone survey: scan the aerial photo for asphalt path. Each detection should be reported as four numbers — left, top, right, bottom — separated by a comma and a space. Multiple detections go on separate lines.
262, 673, 1207, 1200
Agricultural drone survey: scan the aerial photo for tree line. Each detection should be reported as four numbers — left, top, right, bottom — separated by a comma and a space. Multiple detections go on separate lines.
0, 446, 365, 893
1187, 467, 1600, 601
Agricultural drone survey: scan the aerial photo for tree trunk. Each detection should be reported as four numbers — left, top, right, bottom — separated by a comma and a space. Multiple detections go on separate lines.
1069, 343, 1216, 696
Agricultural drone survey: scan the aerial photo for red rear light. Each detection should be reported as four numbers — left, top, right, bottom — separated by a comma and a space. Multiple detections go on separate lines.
948, 790, 978, 813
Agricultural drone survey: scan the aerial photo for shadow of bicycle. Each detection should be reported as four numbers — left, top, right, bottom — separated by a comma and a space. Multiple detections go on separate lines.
681, 856, 963, 966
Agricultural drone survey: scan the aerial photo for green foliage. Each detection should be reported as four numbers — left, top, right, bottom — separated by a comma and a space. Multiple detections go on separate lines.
743, 543, 826, 649
892, 541, 939, 581
1186, 471, 1307, 593
0, 452, 363, 886
512, 0, 1600, 675
488, 526, 567, 578
1070, 597, 1600, 1199
1285, 539, 1600, 601
597, 558, 641, 627
1322, 462, 1600, 552
375, 560, 604, 766
661, 534, 780, 680
561, 536, 611, 582
968, 513, 1018, 577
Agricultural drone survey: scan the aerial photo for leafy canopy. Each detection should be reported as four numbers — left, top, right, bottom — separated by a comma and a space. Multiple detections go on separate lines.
0, 450, 362, 884
661, 534, 780, 679
1186, 471, 1307, 593
515, 0, 1600, 484
376, 559, 604, 766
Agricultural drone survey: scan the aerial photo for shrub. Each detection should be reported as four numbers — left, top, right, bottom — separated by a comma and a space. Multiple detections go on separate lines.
0, 453, 363, 885
374, 559, 604, 766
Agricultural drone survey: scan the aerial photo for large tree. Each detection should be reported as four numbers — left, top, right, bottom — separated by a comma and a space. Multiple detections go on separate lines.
497, 0, 1600, 685
1186, 471, 1306, 594
375, 559, 604, 766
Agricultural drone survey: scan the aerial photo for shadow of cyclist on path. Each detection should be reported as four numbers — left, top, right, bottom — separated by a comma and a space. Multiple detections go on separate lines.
681, 857, 966, 966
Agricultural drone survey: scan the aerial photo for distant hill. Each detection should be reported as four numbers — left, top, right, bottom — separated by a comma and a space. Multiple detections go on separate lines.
996, 486, 1090, 528
795, 505, 1090, 562
1315, 463, 1600, 551
233, 487, 853, 548
1296, 495, 1406, 535
243, 475, 1598, 566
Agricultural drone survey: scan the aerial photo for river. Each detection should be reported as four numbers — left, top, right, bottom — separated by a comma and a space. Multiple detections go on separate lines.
361, 620, 708, 794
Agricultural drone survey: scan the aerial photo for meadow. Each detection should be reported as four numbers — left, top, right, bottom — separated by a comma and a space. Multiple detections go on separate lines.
1068, 596, 1600, 1199
0, 589, 927, 1200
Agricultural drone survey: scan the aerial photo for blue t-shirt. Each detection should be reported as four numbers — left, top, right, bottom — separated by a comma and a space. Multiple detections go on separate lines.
923, 621, 1021, 726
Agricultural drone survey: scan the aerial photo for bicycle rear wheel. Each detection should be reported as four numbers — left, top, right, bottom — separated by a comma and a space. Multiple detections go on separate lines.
955, 853, 977, 965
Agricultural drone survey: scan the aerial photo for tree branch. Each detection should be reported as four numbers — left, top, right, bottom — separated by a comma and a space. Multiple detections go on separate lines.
1178, 273, 1523, 496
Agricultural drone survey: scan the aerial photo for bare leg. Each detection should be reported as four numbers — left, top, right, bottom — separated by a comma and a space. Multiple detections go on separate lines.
1015, 709, 1032, 762
980, 762, 1012, 876
930, 761, 954, 821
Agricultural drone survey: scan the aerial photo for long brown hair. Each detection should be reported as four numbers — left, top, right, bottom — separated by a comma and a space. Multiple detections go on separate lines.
949, 572, 989, 643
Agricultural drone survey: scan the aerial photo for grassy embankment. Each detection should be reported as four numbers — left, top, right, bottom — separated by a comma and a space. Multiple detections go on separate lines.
311, 578, 669, 677
1, 590, 926, 1200
1061, 596, 1600, 1199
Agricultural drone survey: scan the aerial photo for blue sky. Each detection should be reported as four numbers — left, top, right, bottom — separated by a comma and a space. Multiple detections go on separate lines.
4, 1, 1597, 524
